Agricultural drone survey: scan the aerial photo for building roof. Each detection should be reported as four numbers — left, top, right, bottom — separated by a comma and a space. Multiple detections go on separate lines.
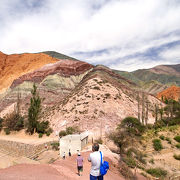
60, 131, 89, 141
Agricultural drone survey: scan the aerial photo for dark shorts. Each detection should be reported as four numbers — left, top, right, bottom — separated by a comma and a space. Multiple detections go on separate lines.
78, 166, 83, 172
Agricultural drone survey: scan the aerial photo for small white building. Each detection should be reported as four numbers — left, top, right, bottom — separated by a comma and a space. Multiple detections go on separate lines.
59, 131, 89, 157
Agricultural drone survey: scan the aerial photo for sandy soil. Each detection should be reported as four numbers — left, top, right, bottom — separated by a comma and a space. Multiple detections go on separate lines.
0, 130, 58, 144
0, 150, 147, 180
0, 151, 124, 180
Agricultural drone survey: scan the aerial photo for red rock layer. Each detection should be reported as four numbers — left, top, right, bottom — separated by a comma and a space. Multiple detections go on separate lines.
0, 51, 59, 93
157, 85, 180, 101
10, 60, 94, 88
150, 64, 180, 76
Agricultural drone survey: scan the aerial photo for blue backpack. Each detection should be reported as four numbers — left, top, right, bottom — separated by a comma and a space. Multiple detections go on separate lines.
100, 151, 109, 176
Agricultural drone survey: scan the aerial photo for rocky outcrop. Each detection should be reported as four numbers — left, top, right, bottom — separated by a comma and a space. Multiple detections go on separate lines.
157, 85, 180, 101
0, 52, 59, 93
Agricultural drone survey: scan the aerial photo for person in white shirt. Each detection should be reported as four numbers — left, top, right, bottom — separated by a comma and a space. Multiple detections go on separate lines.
88, 143, 104, 180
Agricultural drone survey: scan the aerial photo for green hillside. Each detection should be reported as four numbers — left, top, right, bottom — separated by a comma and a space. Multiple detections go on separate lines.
43, 51, 78, 61
132, 70, 180, 86
113, 70, 142, 85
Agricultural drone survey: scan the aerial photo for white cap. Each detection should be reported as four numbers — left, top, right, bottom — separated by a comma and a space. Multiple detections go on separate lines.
78, 152, 81, 155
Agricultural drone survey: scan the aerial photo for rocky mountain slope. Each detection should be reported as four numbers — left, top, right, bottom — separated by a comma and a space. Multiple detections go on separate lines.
133, 67, 180, 86
0, 51, 166, 135
157, 85, 180, 101
0, 51, 59, 94
40, 65, 163, 136
115, 64, 180, 94
0, 52, 93, 114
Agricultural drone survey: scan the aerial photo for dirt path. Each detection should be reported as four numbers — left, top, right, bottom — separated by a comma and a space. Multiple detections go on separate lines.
51, 151, 124, 180
0, 151, 124, 180
0, 150, 148, 180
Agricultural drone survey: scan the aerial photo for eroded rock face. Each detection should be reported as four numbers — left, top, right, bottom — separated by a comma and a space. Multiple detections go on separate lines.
0, 51, 165, 135
10, 60, 94, 88
0, 52, 59, 93
157, 85, 180, 101
0, 53, 94, 114
41, 72, 163, 135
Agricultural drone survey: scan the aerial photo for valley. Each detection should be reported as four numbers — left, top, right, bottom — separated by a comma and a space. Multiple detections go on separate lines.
0, 51, 179, 179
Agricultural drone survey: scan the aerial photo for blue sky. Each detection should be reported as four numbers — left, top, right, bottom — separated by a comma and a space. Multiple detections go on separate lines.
0, 0, 180, 71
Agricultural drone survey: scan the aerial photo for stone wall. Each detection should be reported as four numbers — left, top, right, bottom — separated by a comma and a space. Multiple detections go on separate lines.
0, 139, 56, 158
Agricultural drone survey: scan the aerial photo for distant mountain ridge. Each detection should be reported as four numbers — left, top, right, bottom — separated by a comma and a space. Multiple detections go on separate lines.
149, 64, 180, 76
114, 63, 180, 94
134, 64, 180, 84
42, 51, 78, 61
157, 85, 180, 101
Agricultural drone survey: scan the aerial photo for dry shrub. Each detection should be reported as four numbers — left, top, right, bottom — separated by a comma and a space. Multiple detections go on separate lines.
3, 111, 24, 131
119, 161, 137, 180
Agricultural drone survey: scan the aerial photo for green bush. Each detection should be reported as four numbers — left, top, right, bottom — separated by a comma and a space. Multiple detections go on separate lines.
4, 128, 10, 135
119, 161, 135, 180
175, 143, 180, 149
119, 116, 145, 136
154, 129, 159, 135
136, 152, 147, 165
159, 135, 165, 140
66, 126, 79, 135
93, 86, 100, 90
59, 126, 80, 137
165, 137, 171, 144
14, 116, 24, 131
173, 154, 180, 160
95, 138, 103, 144
168, 118, 180, 126
149, 159, 154, 164
153, 139, 163, 151
174, 135, 180, 143
3, 112, 24, 131
37, 121, 49, 134
169, 126, 178, 132
59, 130, 67, 137
154, 120, 166, 129
123, 156, 137, 168
126, 148, 146, 165
39, 133, 43, 138
51, 142, 59, 151
0, 117, 3, 131
46, 128, 53, 136
146, 168, 167, 178
46, 131, 50, 136
146, 124, 153, 129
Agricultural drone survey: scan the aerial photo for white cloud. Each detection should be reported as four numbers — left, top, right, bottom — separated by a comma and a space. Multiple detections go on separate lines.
110, 58, 175, 72
159, 45, 180, 61
0, 0, 180, 70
